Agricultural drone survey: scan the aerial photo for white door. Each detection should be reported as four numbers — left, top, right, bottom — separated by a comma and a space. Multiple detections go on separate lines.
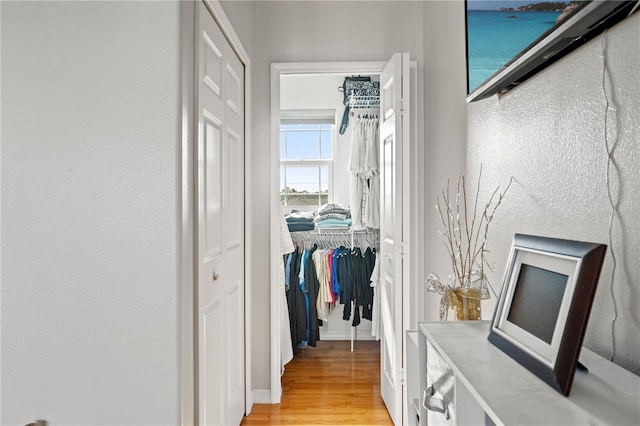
379, 52, 410, 425
196, 1, 245, 425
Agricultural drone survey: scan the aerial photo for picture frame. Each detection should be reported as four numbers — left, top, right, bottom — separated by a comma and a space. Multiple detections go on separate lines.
488, 233, 607, 396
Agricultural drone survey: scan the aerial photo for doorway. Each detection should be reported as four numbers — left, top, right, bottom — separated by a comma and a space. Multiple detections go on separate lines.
270, 62, 385, 402
269, 58, 423, 425
280, 71, 380, 341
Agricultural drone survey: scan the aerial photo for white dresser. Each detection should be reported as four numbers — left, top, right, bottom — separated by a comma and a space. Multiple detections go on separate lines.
409, 321, 640, 425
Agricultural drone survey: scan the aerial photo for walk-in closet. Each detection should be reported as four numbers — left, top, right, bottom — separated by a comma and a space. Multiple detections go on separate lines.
268, 56, 416, 425
277, 71, 384, 400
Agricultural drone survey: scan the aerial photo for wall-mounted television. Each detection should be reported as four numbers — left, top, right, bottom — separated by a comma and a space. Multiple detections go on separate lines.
466, 0, 639, 102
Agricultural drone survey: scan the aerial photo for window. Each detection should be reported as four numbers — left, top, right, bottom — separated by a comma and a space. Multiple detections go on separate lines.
280, 111, 334, 207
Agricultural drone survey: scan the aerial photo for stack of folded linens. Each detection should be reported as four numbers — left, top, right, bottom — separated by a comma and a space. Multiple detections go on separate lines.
314, 204, 352, 229
286, 210, 315, 232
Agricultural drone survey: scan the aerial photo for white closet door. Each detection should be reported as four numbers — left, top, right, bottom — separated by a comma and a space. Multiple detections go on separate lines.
196, 1, 246, 425
379, 52, 410, 425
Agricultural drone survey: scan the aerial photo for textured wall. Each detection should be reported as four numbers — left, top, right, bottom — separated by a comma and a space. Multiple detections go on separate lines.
1, 2, 181, 423
249, 0, 425, 391
467, 13, 640, 374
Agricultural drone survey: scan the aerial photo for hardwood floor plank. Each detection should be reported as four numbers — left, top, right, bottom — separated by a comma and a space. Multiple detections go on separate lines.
241, 340, 393, 425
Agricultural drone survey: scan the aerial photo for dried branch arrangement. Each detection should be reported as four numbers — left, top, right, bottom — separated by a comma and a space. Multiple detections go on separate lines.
427, 166, 513, 320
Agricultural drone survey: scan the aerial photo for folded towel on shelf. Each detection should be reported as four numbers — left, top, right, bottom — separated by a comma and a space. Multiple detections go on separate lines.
285, 210, 315, 232
313, 212, 350, 223
314, 218, 352, 229
287, 222, 315, 232
285, 210, 316, 223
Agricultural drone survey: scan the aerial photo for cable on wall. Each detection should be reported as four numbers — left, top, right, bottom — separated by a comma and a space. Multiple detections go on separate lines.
600, 29, 620, 362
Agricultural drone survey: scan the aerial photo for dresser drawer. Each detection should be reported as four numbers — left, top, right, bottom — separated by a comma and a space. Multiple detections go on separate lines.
425, 340, 456, 425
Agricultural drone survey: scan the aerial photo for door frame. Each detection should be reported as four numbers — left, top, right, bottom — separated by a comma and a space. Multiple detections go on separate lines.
181, 1, 253, 423
269, 60, 423, 406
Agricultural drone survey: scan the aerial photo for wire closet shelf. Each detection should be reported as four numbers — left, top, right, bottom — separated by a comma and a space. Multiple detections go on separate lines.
289, 228, 379, 250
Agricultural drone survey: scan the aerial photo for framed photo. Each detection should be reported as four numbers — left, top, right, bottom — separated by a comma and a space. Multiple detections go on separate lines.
488, 233, 607, 396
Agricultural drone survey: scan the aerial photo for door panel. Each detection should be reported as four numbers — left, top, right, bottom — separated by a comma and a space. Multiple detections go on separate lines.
203, 297, 224, 426
203, 32, 222, 96
382, 133, 394, 233
226, 280, 244, 425
379, 52, 410, 425
197, 1, 245, 424
226, 129, 242, 251
226, 63, 242, 115
204, 117, 223, 257
381, 274, 396, 384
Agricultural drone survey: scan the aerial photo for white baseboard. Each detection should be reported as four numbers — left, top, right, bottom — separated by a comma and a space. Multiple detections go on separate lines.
252, 389, 271, 404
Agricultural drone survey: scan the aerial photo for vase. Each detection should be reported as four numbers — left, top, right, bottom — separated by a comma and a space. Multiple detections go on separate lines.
453, 287, 482, 321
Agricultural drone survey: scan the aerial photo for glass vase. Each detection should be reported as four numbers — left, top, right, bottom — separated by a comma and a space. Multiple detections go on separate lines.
454, 287, 482, 321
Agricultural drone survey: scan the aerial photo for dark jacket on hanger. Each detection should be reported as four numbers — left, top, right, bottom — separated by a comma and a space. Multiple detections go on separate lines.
303, 245, 321, 347
286, 248, 307, 354
337, 247, 354, 321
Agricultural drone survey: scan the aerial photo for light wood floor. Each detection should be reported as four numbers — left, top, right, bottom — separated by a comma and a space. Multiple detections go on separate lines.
241, 340, 393, 425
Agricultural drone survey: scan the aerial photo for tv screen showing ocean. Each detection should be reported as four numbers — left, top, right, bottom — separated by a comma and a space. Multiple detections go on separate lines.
467, 7, 563, 93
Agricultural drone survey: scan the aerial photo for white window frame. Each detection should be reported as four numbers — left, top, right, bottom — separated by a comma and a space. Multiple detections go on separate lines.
280, 109, 336, 209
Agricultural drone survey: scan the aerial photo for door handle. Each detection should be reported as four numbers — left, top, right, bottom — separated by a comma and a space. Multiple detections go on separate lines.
212, 271, 219, 282
422, 385, 450, 420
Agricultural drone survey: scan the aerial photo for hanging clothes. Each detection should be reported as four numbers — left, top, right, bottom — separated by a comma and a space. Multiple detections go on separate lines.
298, 249, 310, 344
286, 248, 307, 354
285, 231, 379, 357
369, 251, 381, 341
363, 117, 380, 229
349, 120, 366, 230
336, 247, 353, 321
279, 209, 294, 372
349, 116, 380, 230
349, 247, 374, 326
314, 249, 334, 322
303, 244, 321, 347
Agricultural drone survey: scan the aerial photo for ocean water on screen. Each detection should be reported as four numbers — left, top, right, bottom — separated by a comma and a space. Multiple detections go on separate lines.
467, 10, 562, 92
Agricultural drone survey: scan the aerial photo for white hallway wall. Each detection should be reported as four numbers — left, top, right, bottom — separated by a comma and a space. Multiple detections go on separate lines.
422, 1, 469, 323
1, 2, 181, 424
225, 0, 426, 392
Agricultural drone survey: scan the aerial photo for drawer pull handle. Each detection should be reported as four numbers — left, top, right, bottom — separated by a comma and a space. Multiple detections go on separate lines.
423, 385, 450, 420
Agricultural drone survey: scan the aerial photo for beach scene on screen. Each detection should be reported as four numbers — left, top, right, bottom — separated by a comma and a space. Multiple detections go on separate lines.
467, 0, 581, 93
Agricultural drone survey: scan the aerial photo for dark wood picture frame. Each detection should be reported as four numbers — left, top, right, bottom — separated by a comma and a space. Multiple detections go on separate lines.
488, 234, 607, 396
